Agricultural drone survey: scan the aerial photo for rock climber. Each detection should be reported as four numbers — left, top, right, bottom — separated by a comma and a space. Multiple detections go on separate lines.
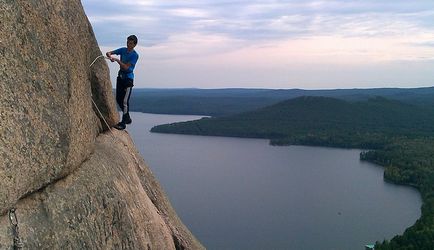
106, 35, 139, 130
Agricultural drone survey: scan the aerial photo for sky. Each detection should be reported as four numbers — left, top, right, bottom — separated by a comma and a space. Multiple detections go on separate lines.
81, 0, 434, 89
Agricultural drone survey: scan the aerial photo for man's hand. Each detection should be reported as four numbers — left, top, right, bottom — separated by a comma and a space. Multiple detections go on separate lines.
106, 52, 115, 62
105, 51, 123, 66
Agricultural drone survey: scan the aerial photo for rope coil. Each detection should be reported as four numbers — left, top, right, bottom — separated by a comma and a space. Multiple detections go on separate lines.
9, 209, 23, 249
8, 208, 18, 226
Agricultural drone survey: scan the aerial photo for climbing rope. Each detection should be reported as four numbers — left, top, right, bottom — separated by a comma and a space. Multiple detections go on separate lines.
89, 55, 114, 133
9, 208, 23, 249
91, 97, 113, 133
89, 54, 108, 68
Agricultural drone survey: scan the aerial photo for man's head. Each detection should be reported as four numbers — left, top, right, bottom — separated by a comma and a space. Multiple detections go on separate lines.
127, 35, 138, 51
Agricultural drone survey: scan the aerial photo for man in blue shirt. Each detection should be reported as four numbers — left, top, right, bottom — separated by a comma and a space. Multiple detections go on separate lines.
106, 35, 139, 130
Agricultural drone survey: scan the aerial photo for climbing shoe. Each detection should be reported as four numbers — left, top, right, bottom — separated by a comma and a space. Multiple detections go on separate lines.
122, 113, 132, 125
114, 122, 126, 130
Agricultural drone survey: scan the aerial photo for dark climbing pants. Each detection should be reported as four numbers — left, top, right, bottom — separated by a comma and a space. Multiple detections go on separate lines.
116, 76, 134, 115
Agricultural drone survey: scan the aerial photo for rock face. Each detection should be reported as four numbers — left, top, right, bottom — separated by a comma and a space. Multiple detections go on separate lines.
0, 131, 203, 249
0, 0, 203, 249
0, 0, 118, 215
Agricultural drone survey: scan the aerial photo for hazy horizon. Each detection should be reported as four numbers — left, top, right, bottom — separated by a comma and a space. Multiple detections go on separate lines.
82, 1, 434, 89
129, 85, 434, 91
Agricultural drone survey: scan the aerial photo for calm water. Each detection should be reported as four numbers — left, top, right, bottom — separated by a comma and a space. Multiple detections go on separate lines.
127, 112, 421, 250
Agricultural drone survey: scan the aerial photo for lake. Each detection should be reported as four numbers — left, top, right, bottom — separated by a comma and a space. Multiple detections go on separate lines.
127, 112, 421, 250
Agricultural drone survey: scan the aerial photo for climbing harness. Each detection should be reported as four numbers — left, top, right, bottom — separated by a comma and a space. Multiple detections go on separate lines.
9, 208, 23, 249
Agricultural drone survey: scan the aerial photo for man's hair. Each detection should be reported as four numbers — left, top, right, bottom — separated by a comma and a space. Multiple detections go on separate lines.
127, 35, 138, 45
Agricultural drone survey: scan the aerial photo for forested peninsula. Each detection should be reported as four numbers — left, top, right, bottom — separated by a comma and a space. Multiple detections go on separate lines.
152, 96, 434, 249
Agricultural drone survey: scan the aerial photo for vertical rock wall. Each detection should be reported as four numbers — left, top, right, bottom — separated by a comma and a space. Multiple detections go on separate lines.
0, 0, 204, 249
0, 0, 118, 214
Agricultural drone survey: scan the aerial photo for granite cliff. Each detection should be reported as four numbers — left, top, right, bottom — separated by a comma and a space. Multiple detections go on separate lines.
0, 0, 203, 249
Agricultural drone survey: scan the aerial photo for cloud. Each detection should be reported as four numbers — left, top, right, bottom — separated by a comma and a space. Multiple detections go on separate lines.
83, 0, 434, 45
166, 8, 212, 18
140, 32, 246, 61
82, 0, 434, 88
414, 41, 434, 48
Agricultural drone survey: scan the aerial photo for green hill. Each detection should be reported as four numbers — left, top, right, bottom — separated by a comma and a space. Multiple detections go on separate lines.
151, 96, 434, 148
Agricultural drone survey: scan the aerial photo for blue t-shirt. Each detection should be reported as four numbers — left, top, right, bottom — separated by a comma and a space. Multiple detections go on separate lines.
112, 47, 139, 79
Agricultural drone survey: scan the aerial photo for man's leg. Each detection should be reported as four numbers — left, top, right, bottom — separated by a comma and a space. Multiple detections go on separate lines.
122, 86, 133, 124
116, 77, 126, 111
114, 77, 127, 130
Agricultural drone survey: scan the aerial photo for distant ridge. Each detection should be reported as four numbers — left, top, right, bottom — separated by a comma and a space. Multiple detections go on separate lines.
131, 87, 434, 116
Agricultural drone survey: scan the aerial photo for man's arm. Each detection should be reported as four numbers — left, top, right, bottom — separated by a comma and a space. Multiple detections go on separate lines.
106, 51, 116, 62
106, 50, 131, 70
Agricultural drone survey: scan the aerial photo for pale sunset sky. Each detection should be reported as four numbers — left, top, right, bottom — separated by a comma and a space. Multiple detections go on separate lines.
81, 0, 434, 89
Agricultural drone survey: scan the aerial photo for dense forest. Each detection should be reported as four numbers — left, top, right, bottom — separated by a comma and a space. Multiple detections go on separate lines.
151, 95, 434, 249
152, 96, 434, 141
